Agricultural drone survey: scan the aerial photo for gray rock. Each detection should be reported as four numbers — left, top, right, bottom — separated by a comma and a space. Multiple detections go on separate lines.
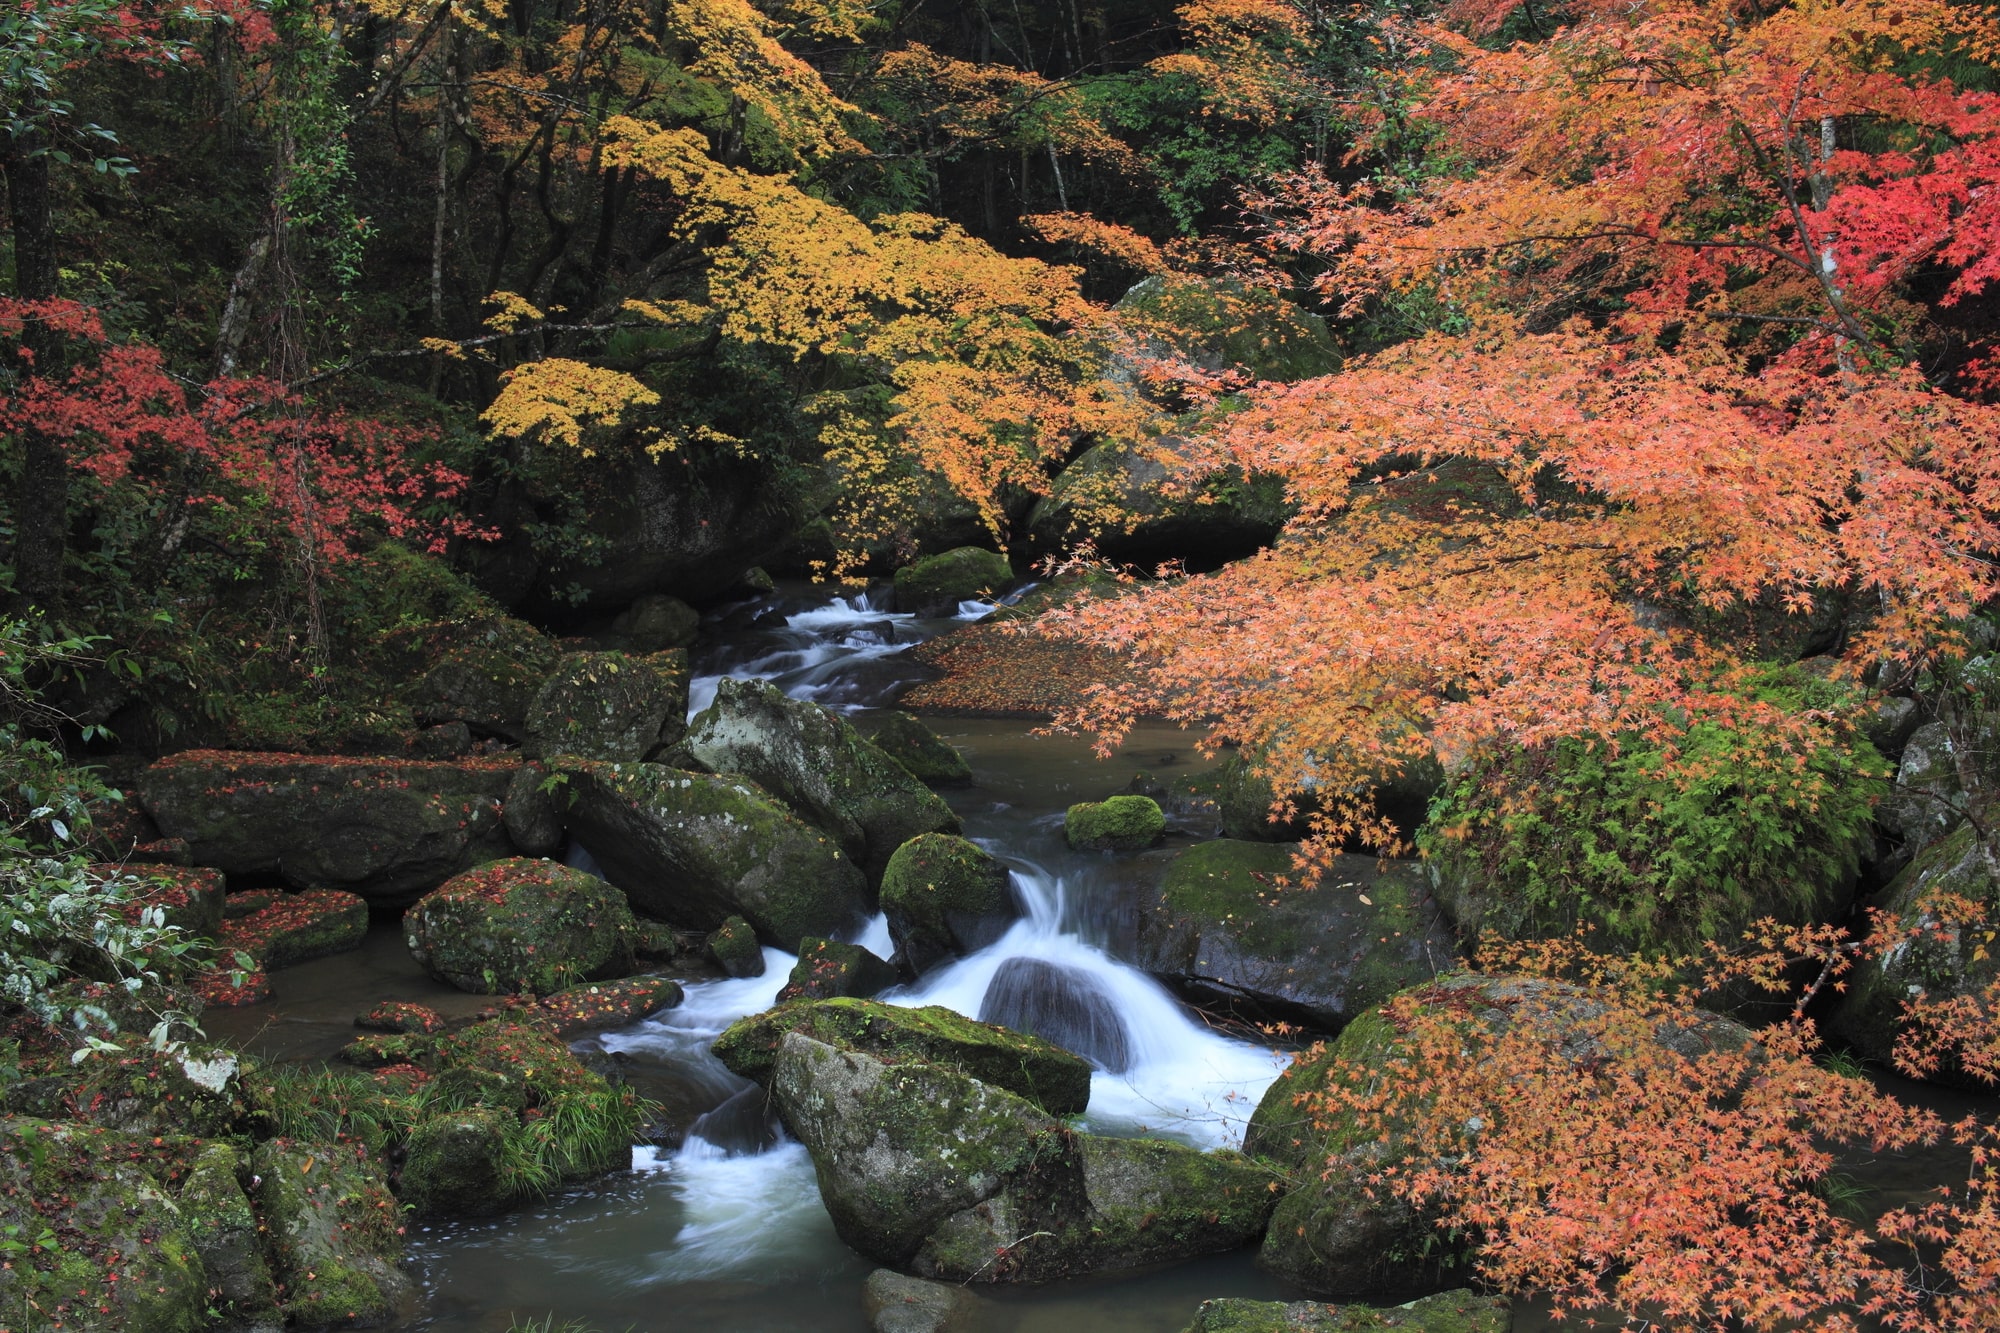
251, 1139, 411, 1326
612, 593, 702, 652
503, 762, 564, 856
1878, 721, 1982, 851
525, 650, 691, 762
863, 1269, 978, 1333
178, 1143, 279, 1326
1181, 1291, 1511, 1333
684, 678, 959, 884
1863, 695, 1921, 762
872, 712, 973, 787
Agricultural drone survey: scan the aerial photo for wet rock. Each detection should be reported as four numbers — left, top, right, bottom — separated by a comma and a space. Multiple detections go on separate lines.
403, 614, 563, 742
770, 1035, 1277, 1282
778, 937, 899, 1001
357, 1001, 449, 1034
503, 762, 565, 856
524, 649, 691, 762
612, 592, 702, 652
880, 834, 1019, 975
978, 958, 1130, 1072
406, 858, 638, 995
864, 1268, 979, 1333
713, 996, 1092, 1115
1181, 1291, 1511, 1333
707, 914, 768, 977
0, 1117, 209, 1333
1066, 794, 1166, 852
251, 1138, 410, 1326
871, 711, 974, 787
135, 750, 516, 902
400, 1108, 517, 1217
531, 974, 684, 1038
684, 678, 960, 885
1830, 822, 2000, 1083
555, 760, 870, 946
179, 1142, 280, 1328
892, 547, 1014, 617
1244, 975, 1748, 1297
1124, 841, 1452, 1032
218, 888, 369, 971
687, 1083, 780, 1157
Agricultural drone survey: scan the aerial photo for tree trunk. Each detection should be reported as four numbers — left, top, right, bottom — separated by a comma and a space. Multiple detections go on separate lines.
3, 119, 68, 614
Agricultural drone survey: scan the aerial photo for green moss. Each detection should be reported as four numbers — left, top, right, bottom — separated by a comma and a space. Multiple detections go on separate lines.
406, 858, 638, 995
871, 711, 973, 786
1065, 795, 1166, 851
880, 833, 1015, 970
778, 937, 898, 1001
707, 914, 766, 977
714, 997, 1093, 1114
525, 650, 691, 761
1183, 1292, 1511, 1333
893, 547, 1013, 614
400, 1108, 519, 1217
252, 1138, 408, 1327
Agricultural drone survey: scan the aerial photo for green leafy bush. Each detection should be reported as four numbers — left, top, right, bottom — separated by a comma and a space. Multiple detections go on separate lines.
1419, 667, 1889, 950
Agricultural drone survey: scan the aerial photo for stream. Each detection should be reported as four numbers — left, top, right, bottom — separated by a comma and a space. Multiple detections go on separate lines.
205, 583, 1971, 1332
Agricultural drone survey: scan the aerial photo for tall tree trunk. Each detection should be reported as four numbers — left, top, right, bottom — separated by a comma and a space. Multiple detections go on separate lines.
3, 119, 68, 614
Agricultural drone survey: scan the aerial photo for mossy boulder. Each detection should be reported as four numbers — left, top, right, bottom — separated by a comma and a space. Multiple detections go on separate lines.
341, 1032, 437, 1068
1876, 720, 1982, 854
684, 678, 961, 885
530, 974, 684, 1038
880, 833, 1019, 974
1066, 794, 1166, 852
405, 614, 563, 741
0, 1117, 209, 1333
713, 996, 1092, 1115
554, 760, 870, 946
770, 1035, 1277, 1282
1829, 822, 2000, 1083
1244, 975, 1749, 1297
777, 937, 899, 1001
179, 1142, 280, 1327
892, 546, 1014, 616
92, 863, 225, 938
135, 750, 517, 902
72, 1045, 248, 1138
251, 1137, 410, 1325
707, 914, 767, 977
524, 649, 691, 762
1114, 273, 1339, 385
399, 1107, 518, 1217
1027, 436, 1294, 572
357, 1000, 448, 1034
871, 711, 974, 786
406, 858, 638, 995
1182, 1291, 1512, 1333
1126, 841, 1452, 1032
611, 592, 702, 652
1219, 751, 1442, 846
503, 761, 565, 856
218, 887, 370, 970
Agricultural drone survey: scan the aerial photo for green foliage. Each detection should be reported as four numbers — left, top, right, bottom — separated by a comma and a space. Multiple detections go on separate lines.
1419, 668, 1889, 950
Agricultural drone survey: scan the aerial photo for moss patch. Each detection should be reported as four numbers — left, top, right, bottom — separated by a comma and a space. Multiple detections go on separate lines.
870, 711, 973, 786
892, 547, 1013, 616
1066, 795, 1166, 851
880, 833, 1018, 973
405, 857, 638, 995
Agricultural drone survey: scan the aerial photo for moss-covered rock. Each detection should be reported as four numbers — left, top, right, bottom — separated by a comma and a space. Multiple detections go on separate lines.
530, 974, 684, 1038
357, 1000, 447, 1034
713, 997, 1092, 1115
218, 887, 369, 970
93, 863, 225, 938
1182, 1291, 1512, 1333
340, 1032, 438, 1068
399, 1108, 518, 1218
871, 712, 974, 786
892, 546, 1014, 616
769, 1035, 1276, 1283
1027, 436, 1294, 573
880, 833, 1019, 974
684, 678, 961, 885
707, 914, 767, 977
555, 759, 870, 946
69, 1045, 249, 1138
0, 1117, 209, 1333
1114, 273, 1339, 385
252, 1137, 410, 1325
777, 937, 899, 1001
1126, 841, 1453, 1032
1066, 794, 1166, 852
178, 1141, 281, 1327
503, 761, 565, 856
1876, 720, 1982, 853
863, 1268, 979, 1333
135, 750, 517, 902
524, 649, 691, 762
405, 614, 563, 741
1829, 821, 2000, 1082
611, 592, 702, 652
1219, 751, 1442, 847
406, 857, 638, 995
1244, 976, 1748, 1297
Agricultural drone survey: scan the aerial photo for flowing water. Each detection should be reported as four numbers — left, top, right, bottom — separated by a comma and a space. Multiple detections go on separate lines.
396, 585, 1309, 1331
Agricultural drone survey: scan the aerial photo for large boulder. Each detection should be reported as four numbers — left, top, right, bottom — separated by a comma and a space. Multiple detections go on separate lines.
399, 1108, 519, 1218
406, 858, 638, 995
1219, 751, 1441, 847
405, 614, 563, 741
978, 958, 1131, 1072
892, 547, 1014, 617
880, 833, 1019, 974
871, 712, 973, 787
1066, 794, 1166, 851
1876, 720, 1981, 854
1181, 1292, 1511, 1333
611, 592, 702, 652
136, 751, 516, 902
251, 1138, 411, 1326
771, 1035, 1276, 1281
0, 1118, 209, 1333
1829, 822, 2000, 1082
713, 997, 1092, 1115
1122, 841, 1453, 1032
1244, 975, 1749, 1297
523, 649, 691, 762
683, 679, 960, 883
554, 760, 870, 945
